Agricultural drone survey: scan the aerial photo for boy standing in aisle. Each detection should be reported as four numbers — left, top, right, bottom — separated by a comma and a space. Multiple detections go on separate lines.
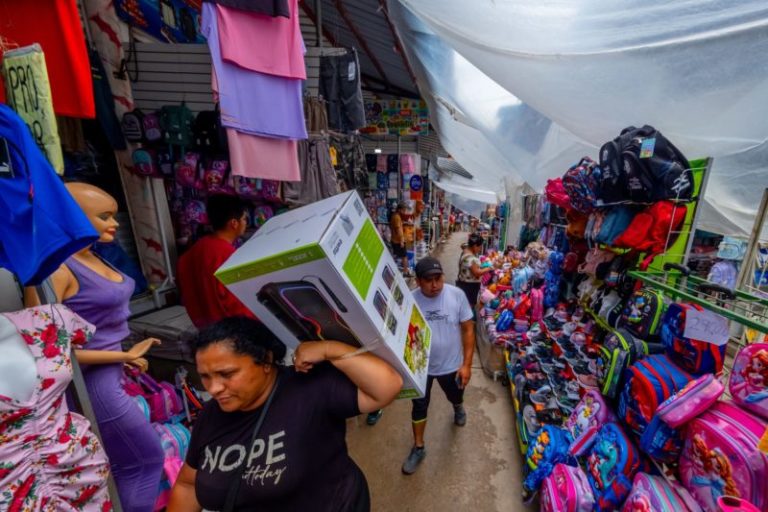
177, 195, 256, 328
401, 257, 475, 475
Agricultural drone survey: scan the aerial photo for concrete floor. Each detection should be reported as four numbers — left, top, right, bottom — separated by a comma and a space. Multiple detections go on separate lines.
346, 233, 536, 512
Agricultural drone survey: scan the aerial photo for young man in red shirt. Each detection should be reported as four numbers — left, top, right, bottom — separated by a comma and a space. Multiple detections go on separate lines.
177, 195, 255, 328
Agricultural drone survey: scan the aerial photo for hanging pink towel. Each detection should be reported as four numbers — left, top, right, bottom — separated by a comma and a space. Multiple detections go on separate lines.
227, 129, 301, 182
216, 0, 306, 80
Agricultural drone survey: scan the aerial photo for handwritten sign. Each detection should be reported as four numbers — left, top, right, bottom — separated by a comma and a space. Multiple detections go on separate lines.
683, 308, 730, 346
2, 45, 64, 174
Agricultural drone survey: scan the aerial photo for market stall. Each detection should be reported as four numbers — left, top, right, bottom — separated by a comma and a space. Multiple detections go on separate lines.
472, 126, 768, 511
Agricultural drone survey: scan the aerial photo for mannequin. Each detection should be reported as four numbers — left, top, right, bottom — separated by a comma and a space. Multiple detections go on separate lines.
26, 182, 165, 512
0, 314, 36, 402
0, 304, 112, 511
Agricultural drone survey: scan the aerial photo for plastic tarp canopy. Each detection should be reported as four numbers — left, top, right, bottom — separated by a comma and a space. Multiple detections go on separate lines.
429, 162, 498, 206
395, 0, 768, 238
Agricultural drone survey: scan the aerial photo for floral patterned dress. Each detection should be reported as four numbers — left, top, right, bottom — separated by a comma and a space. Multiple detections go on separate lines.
0, 305, 111, 511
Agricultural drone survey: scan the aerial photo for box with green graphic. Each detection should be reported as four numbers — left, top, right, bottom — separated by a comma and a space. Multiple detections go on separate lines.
216, 191, 430, 398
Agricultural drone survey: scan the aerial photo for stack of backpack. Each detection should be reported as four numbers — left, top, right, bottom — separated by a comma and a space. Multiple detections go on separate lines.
122, 368, 192, 510
672, 343, 768, 512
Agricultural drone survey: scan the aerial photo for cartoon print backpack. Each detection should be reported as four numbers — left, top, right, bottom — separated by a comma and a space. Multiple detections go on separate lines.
618, 354, 693, 438
585, 422, 644, 512
541, 463, 595, 512
252, 205, 274, 228
656, 373, 724, 428
619, 287, 667, 341
183, 199, 208, 225
260, 179, 281, 202
729, 343, 768, 420
660, 302, 726, 376
131, 148, 159, 177
596, 328, 647, 399
679, 401, 768, 512
175, 152, 202, 189
562, 157, 602, 213
142, 111, 163, 142
203, 159, 235, 195
565, 390, 618, 456
523, 425, 575, 493
622, 473, 702, 512
233, 175, 261, 200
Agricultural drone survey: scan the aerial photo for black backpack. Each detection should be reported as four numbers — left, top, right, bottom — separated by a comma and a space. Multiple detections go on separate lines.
121, 109, 145, 143
599, 125, 693, 203
193, 107, 227, 154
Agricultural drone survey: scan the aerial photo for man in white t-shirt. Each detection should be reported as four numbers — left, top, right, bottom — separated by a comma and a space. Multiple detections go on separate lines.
401, 257, 475, 475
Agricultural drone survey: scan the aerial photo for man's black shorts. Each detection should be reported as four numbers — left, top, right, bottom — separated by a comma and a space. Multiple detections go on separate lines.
391, 242, 407, 258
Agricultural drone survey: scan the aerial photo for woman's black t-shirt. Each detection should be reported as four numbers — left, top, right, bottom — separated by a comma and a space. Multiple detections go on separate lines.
186, 363, 363, 511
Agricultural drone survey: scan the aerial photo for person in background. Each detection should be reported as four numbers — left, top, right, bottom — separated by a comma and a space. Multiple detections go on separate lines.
455, 233, 492, 307
390, 201, 411, 276
168, 317, 403, 512
448, 212, 456, 233
401, 257, 475, 475
177, 195, 256, 329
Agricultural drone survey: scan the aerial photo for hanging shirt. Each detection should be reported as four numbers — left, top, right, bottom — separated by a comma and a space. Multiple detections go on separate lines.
0, 104, 98, 285
202, 2, 307, 141
208, 0, 290, 18
216, 0, 305, 79
0, 0, 95, 118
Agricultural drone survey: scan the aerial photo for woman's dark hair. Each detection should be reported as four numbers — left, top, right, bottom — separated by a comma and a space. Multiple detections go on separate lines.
467, 234, 483, 247
206, 194, 249, 231
195, 316, 287, 365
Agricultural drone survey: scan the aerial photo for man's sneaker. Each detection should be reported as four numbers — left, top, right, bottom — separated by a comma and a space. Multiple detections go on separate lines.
401, 446, 426, 475
366, 410, 383, 426
453, 404, 467, 426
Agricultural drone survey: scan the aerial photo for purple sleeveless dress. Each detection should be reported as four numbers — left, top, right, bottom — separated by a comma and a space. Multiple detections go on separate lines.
63, 257, 164, 512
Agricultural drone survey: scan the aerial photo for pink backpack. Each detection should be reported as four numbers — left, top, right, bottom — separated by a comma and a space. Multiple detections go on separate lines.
729, 343, 768, 421
143, 112, 163, 142
530, 287, 544, 323
679, 401, 768, 512
540, 463, 595, 512
622, 473, 702, 512
565, 390, 617, 456
656, 373, 724, 428
175, 152, 203, 189
204, 159, 236, 195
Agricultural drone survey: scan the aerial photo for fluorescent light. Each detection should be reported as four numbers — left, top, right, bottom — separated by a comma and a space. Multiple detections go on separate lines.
374, 148, 383, 154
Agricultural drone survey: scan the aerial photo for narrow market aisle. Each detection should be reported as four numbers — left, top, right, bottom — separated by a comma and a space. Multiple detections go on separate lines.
346, 233, 535, 512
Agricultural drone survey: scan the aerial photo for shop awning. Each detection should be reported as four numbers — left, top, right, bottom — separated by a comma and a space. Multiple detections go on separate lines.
391, 0, 768, 237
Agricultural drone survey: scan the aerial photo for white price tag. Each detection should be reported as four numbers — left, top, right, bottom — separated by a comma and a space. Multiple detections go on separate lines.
683, 308, 730, 346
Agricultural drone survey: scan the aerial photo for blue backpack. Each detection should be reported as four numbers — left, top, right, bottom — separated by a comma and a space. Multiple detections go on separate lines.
584, 422, 644, 512
618, 354, 692, 440
562, 157, 602, 214
523, 425, 575, 493
660, 303, 726, 376
595, 206, 636, 246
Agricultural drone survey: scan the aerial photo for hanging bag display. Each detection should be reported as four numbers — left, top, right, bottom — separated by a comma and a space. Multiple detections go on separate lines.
660, 302, 726, 376
618, 287, 667, 341
562, 157, 602, 213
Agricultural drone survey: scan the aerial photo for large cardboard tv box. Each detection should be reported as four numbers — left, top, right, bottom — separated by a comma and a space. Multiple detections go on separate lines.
216, 191, 430, 398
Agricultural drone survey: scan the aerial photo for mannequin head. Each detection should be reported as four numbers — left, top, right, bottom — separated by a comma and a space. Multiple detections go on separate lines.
66, 182, 119, 244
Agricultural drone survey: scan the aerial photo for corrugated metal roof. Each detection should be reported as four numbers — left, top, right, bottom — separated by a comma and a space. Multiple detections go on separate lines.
437, 157, 474, 180
299, 0, 419, 98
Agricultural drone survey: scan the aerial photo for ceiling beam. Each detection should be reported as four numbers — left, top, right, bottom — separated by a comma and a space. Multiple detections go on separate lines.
378, 0, 418, 90
332, 0, 390, 84
360, 73, 419, 98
